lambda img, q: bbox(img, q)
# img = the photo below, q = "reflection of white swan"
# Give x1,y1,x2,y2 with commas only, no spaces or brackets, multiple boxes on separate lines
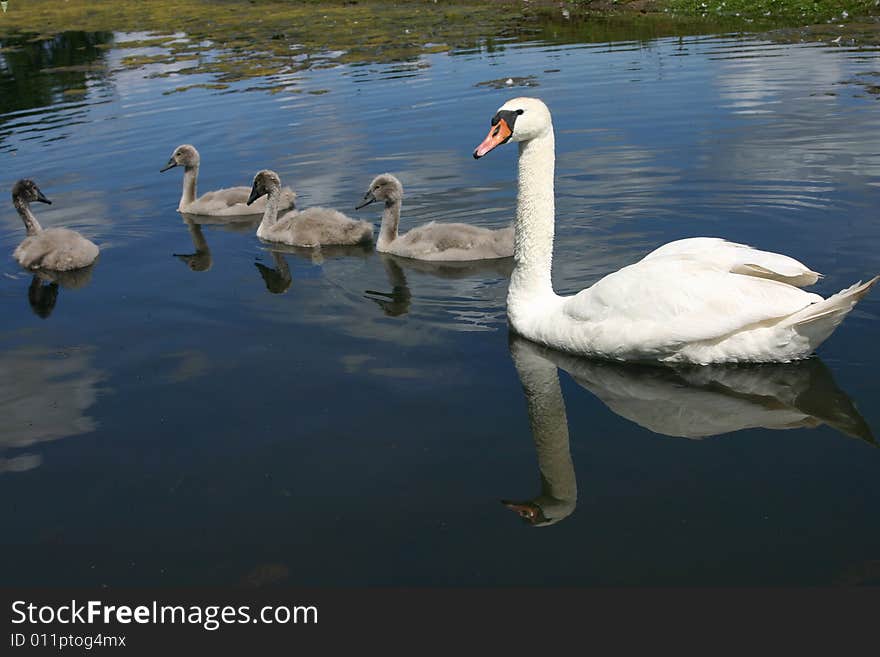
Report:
0,346,106,472
505,335,577,526
504,334,874,526
519,336,874,443
473,97,877,363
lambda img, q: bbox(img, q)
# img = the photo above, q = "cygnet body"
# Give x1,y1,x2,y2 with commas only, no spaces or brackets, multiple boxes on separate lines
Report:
161,144,295,216
248,170,373,247
11,179,99,271
356,174,513,261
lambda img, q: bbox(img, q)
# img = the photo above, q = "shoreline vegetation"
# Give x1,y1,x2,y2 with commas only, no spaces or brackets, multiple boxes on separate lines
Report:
0,0,877,27
0,1,878,91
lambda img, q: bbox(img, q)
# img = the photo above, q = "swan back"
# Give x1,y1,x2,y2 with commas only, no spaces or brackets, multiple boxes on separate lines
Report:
15,228,100,271
390,222,514,261
643,238,821,287
267,207,373,247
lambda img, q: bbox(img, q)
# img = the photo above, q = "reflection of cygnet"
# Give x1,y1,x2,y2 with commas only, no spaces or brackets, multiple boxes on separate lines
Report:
173,217,212,272
364,255,412,317
364,252,514,318
28,277,58,319
26,265,96,319
255,251,292,295
503,335,577,527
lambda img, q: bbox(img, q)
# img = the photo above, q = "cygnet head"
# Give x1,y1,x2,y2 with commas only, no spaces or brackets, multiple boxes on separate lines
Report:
356,173,403,210
247,169,282,205
160,144,200,172
473,97,552,159
11,179,51,205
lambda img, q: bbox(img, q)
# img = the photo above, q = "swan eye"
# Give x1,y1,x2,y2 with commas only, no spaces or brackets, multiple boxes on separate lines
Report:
516,109,524,115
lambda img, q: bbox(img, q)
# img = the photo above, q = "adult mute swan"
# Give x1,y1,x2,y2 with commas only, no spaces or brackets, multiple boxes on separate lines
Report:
473,97,877,364
12,179,99,271
356,174,513,261
247,170,373,247
161,144,295,216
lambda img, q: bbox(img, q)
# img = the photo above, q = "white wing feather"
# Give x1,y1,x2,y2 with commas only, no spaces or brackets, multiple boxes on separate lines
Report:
563,256,822,352
642,237,821,287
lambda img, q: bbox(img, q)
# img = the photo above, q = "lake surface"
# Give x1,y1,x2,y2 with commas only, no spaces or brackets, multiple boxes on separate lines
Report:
2,9,879,586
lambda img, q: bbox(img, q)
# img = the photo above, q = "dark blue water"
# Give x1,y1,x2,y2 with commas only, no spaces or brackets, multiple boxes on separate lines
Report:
2,26,879,586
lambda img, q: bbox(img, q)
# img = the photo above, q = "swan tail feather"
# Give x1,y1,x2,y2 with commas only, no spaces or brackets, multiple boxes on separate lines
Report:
783,275,878,348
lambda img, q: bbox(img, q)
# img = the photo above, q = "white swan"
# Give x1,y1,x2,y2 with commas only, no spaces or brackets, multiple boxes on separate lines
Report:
473,97,878,364
247,169,373,247
356,173,513,261
12,179,99,271
161,144,295,216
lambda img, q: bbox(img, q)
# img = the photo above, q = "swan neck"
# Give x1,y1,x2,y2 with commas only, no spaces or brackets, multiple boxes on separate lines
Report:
14,199,42,236
180,164,198,208
510,128,556,300
259,187,281,229
377,200,400,250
